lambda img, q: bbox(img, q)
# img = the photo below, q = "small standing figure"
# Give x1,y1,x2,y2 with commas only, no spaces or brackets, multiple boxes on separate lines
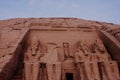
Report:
63,42,70,59
24,36,43,80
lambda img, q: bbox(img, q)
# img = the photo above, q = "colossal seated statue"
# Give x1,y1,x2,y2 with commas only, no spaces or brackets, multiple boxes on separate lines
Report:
24,36,44,80
75,41,91,63
40,43,61,80
75,40,100,80
91,39,120,80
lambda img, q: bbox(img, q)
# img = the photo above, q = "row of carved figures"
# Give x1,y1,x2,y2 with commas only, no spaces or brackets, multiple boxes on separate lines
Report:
75,40,120,80
23,36,120,80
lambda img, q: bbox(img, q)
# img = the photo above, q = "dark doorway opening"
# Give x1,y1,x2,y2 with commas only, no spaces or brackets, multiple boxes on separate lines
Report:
66,73,73,80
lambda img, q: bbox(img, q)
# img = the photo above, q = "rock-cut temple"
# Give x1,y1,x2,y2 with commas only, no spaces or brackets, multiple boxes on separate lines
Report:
0,18,120,80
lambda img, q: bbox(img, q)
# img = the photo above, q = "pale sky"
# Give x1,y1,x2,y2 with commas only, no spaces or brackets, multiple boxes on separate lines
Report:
0,0,120,24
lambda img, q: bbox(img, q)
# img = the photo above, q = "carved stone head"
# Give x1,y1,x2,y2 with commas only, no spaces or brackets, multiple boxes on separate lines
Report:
95,39,106,53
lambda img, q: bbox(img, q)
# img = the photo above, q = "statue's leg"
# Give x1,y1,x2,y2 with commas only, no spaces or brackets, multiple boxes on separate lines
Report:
110,61,120,79
55,63,61,80
84,62,93,80
47,63,53,80
24,62,32,80
99,62,107,80
77,62,85,80
44,64,48,80
92,62,100,80
76,63,80,80
32,62,40,80
103,62,114,80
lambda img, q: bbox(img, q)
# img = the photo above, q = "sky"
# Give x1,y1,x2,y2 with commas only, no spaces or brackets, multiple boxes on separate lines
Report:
0,0,120,24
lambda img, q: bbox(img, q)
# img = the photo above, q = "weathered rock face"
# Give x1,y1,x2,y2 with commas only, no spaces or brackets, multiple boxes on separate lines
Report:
0,18,120,80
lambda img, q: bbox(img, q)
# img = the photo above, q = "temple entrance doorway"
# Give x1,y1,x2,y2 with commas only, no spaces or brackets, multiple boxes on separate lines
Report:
66,73,73,80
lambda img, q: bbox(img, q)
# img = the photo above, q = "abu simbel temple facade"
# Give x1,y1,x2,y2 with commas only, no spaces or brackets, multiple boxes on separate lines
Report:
0,18,120,80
